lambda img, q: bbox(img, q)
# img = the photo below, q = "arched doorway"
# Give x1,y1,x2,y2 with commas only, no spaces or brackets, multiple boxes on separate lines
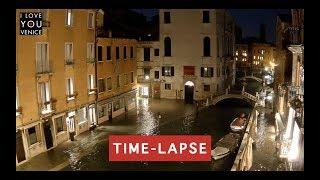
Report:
184,81,194,104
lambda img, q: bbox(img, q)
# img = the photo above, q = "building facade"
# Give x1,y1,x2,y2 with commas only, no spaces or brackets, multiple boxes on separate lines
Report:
136,41,161,98
158,9,235,103
234,44,250,76
274,9,304,171
96,37,138,122
250,43,275,76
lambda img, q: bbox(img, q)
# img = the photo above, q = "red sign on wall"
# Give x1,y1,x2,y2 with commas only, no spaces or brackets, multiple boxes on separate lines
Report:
108,135,212,161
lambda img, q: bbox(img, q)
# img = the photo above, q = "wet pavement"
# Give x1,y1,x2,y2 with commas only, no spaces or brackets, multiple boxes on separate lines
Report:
17,79,263,171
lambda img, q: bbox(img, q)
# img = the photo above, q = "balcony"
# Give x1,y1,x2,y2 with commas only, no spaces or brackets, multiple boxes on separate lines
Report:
40,98,56,116
65,59,74,66
87,58,96,64
36,60,53,75
137,75,151,84
16,107,22,116
88,88,97,95
66,92,78,101
137,60,153,68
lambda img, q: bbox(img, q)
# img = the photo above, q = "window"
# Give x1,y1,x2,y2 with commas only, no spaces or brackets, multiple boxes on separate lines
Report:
203,11,210,23
144,48,150,61
36,43,49,73
78,107,87,124
39,82,51,114
66,77,75,99
165,83,172,90
107,77,112,90
88,12,94,29
66,9,73,26
98,78,106,93
116,75,120,88
123,46,127,60
124,73,128,85
97,46,102,62
203,37,211,56
106,46,111,60
116,46,120,59
164,11,170,24
154,48,159,56
87,43,95,60
98,105,107,118
65,43,73,64
201,67,214,77
184,66,195,76
204,85,210,92
144,68,150,78
130,72,134,83
130,46,134,58
164,37,171,56
113,99,122,112
162,66,174,76
88,74,95,93
16,86,20,115
88,105,96,125
55,116,65,133
155,71,159,79
28,127,38,145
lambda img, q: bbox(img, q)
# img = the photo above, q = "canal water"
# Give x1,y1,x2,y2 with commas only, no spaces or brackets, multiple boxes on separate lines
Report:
61,80,261,171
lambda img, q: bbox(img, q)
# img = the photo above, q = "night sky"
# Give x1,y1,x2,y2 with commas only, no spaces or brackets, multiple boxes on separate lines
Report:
132,9,291,43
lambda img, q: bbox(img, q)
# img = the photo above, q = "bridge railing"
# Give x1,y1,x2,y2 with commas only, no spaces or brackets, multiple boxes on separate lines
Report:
231,105,258,171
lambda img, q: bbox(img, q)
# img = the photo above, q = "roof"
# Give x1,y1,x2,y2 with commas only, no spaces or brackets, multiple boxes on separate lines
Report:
278,14,292,23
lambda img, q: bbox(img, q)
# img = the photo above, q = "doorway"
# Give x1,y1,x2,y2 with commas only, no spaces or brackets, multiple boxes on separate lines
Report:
184,81,194,104
43,121,53,149
16,130,26,163
107,103,112,120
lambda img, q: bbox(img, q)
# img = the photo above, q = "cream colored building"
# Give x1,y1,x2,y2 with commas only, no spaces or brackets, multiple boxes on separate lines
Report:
16,9,104,165
158,9,235,103
136,41,161,98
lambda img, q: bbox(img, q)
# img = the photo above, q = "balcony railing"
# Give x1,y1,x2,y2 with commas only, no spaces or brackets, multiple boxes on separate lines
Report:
42,20,50,28
87,58,96,63
67,92,78,101
65,59,74,65
40,98,56,115
36,59,52,74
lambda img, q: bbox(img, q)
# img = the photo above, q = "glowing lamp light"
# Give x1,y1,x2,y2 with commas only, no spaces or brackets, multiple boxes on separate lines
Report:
145,75,150,80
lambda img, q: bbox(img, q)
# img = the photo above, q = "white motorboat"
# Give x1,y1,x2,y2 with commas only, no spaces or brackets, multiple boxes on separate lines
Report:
230,114,246,132
211,146,230,160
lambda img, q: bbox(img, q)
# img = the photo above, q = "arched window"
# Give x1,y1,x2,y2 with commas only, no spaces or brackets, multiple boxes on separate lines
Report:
203,37,210,57
164,37,171,56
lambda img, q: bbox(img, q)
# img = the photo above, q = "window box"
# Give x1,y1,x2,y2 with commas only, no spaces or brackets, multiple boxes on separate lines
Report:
87,58,96,63
65,59,74,65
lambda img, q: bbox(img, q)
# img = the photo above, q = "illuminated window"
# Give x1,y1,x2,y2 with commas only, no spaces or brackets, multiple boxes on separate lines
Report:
88,74,95,93
66,9,73,26
162,66,174,76
235,51,238,56
201,67,214,77
235,57,238,61
254,56,256,59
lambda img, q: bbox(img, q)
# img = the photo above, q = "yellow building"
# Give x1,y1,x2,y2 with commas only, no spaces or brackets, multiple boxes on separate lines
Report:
16,9,104,165
250,43,275,73
96,37,137,122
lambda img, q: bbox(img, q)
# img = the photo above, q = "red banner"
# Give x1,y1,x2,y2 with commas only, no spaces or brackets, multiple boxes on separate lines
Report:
108,135,211,161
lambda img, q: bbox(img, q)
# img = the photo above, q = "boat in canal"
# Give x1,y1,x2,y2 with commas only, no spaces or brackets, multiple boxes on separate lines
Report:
230,113,246,132
211,133,240,160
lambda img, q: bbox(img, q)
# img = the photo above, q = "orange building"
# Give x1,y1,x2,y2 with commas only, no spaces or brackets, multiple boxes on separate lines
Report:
16,9,104,165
